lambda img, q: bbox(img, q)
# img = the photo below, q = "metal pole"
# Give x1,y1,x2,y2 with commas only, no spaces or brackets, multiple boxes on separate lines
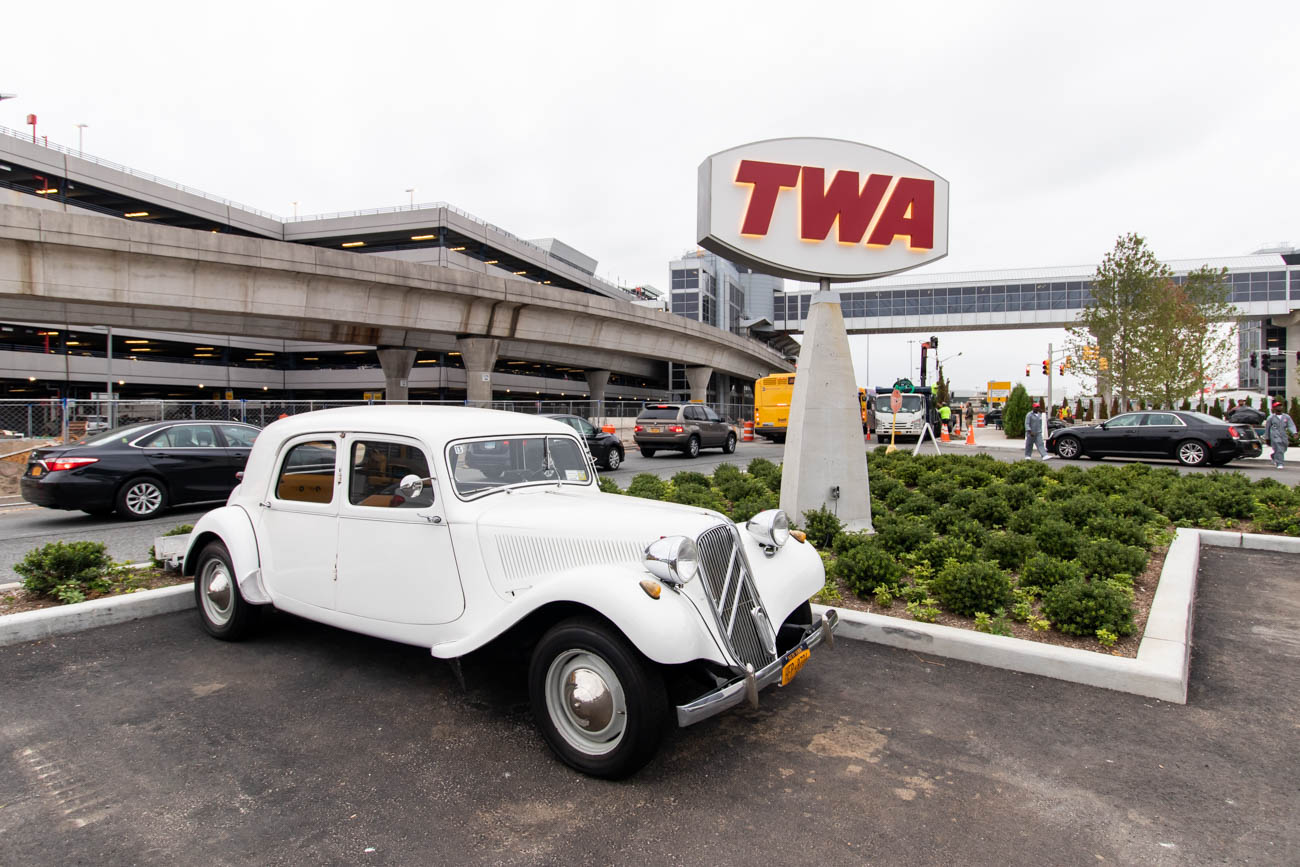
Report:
106,326,113,426
1047,342,1053,413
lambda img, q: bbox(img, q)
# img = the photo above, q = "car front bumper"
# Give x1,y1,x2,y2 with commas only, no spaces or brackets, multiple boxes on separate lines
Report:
675,609,839,727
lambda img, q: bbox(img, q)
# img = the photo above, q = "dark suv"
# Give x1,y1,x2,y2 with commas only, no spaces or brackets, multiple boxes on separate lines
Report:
633,403,736,458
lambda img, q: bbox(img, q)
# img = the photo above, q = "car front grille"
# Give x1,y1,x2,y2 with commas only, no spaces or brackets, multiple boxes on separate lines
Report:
696,524,778,671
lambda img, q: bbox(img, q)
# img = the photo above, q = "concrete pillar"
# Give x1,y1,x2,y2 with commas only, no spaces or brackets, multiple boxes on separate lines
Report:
457,337,500,405
376,347,416,403
686,366,713,404
586,369,610,418
779,287,872,533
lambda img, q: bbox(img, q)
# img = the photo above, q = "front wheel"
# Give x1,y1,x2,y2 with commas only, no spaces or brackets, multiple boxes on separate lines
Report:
604,448,623,471
1176,439,1208,466
1055,436,1082,459
116,477,168,520
722,432,736,454
684,436,700,458
528,619,667,779
194,540,262,640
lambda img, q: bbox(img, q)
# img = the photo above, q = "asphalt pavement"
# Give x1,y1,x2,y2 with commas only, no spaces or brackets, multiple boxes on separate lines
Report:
0,547,1294,865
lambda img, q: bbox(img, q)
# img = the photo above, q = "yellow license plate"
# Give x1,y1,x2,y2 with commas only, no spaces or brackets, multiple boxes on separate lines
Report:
649,427,661,433
29,465,42,477
780,648,811,686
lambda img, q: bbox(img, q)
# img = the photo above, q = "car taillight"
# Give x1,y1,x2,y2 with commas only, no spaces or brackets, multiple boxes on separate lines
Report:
43,457,99,472
634,425,643,433
1228,426,1240,439
670,425,684,433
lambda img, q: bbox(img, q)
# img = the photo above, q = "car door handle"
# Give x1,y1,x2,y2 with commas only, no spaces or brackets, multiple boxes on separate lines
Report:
148,452,169,457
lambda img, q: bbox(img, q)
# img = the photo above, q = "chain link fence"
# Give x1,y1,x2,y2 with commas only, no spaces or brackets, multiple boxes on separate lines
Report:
0,398,756,447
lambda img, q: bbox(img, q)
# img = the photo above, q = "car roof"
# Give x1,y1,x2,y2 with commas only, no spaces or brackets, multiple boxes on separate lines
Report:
261,406,575,444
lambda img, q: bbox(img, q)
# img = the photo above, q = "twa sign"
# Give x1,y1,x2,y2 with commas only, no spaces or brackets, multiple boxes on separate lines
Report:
698,138,949,281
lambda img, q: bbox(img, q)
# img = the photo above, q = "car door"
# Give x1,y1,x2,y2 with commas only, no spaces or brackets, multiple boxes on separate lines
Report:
1137,412,1183,457
683,405,706,443
699,405,728,446
335,437,464,625
254,436,341,612
216,423,260,484
137,423,229,503
567,416,603,458
1093,413,1144,454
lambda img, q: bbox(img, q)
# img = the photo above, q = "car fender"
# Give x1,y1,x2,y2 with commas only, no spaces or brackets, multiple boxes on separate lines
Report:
741,531,826,625
182,505,271,605
430,563,729,666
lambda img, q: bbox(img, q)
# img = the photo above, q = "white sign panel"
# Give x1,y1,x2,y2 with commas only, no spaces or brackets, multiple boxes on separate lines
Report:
698,137,949,282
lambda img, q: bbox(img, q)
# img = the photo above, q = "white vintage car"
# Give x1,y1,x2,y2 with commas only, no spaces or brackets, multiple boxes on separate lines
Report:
183,406,837,777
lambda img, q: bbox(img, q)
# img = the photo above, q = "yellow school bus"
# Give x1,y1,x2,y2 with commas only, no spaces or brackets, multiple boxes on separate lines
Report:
753,374,868,443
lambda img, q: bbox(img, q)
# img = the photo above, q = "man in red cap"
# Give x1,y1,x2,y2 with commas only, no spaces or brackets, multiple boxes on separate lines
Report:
1024,402,1051,460
1263,401,1296,469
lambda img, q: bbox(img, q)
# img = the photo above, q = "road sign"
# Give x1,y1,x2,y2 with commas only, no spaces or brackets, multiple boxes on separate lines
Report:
893,378,915,393
890,389,902,412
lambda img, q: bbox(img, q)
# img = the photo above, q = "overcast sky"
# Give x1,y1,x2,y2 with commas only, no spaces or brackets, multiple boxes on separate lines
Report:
4,1,1294,394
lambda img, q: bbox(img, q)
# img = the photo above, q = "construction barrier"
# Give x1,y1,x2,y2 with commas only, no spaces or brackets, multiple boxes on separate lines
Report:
977,414,986,428
742,420,754,442
601,425,616,434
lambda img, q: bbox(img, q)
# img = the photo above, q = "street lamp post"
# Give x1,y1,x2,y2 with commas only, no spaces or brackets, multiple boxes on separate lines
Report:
405,188,415,208
75,123,88,156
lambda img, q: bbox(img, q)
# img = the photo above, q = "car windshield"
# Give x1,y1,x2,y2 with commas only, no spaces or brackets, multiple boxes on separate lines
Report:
875,395,924,413
638,407,680,420
77,424,159,447
447,435,591,499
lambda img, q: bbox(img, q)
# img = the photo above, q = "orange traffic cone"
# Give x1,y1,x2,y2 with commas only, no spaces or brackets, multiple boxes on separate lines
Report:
941,426,950,442
965,426,976,446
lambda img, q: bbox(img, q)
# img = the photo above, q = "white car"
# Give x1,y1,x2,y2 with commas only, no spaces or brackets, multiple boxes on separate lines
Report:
183,406,837,777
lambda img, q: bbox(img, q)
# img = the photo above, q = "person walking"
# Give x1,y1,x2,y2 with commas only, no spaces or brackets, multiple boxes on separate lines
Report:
964,402,975,432
1024,402,1052,460
1262,401,1297,469
939,403,952,436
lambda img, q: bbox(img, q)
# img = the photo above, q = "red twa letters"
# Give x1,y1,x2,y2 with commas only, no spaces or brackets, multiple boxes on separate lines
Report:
735,159,935,249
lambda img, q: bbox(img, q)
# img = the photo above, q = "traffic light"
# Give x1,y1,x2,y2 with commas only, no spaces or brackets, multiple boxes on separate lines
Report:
1025,365,1031,377
1058,363,1065,376
1260,353,1270,372
1042,359,1049,375
1250,352,1258,368
929,335,939,351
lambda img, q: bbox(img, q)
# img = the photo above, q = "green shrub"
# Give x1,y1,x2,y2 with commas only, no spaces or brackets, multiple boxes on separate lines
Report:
1003,384,1032,438
832,529,873,555
1042,578,1135,636
834,542,907,594
891,459,927,487
947,519,987,546
896,493,938,518
1254,501,1300,536
671,471,712,490
730,490,779,523
1032,518,1081,561
1008,507,1048,535
746,458,782,493
967,490,1013,527
882,483,914,510
875,517,935,554
948,488,978,510
1077,539,1148,579
668,483,728,513
930,560,1013,617
15,541,118,599
982,532,1036,570
915,536,977,571
1055,494,1109,526
974,609,1013,637
872,584,894,607
1084,515,1148,547
1004,459,1049,484
919,476,958,505
626,473,668,500
597,476,622,494
1202,475,1257,520
802,506,844,549
1020,553,1084,591
906,597,940,623
929,503,966,534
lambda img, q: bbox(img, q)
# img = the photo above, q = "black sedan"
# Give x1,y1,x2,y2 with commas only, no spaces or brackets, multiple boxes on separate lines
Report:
1046,411,1262,467
543,414,625,470
21,421,261,519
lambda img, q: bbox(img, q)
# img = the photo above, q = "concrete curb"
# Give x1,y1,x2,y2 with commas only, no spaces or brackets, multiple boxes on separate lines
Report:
815,528,1299,704
0,583,194,648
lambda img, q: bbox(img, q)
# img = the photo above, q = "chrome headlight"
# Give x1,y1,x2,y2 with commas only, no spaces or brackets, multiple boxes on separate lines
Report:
746,509,790,551
644,536,699,587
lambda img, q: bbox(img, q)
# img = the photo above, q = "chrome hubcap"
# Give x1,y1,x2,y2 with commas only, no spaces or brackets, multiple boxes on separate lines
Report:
125,483,162,515
607,451,620,469
1180,443,1204,464
200,559,235,625
1059,439,1078,457
545,650,626,756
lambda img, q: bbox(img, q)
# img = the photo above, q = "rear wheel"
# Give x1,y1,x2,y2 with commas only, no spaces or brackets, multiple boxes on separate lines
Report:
528,618,667,779
639,447,656,458
722,432,736,454
1055,436,1082,459
194,541,262,640
1176,439,1208,466
116,477,168,520
684,436,700,458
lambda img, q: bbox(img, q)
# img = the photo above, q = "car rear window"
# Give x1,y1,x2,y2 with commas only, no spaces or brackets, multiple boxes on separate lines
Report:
638,407,680,420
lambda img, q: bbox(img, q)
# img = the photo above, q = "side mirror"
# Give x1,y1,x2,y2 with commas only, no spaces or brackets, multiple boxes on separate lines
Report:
1099,422,1108,430
398,474,427,499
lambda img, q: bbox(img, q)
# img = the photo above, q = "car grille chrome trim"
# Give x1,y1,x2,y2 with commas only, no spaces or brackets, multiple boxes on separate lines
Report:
496,534,648,584
696,524,778,671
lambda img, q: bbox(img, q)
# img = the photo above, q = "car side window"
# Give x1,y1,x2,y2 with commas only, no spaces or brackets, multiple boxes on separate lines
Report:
1144,413,1179,426
573,418,596,436
275,440,337,504
219,424,259,448
349,441,434,508
684,406,702,421
140,424,220,448
1108,414,1142,428
701,406,722,422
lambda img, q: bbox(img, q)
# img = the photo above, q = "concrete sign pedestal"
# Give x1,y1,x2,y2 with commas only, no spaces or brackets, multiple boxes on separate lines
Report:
779,285,873,532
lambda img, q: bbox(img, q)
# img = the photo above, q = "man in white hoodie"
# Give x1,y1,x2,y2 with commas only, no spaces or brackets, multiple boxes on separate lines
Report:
1023,403,1052,460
